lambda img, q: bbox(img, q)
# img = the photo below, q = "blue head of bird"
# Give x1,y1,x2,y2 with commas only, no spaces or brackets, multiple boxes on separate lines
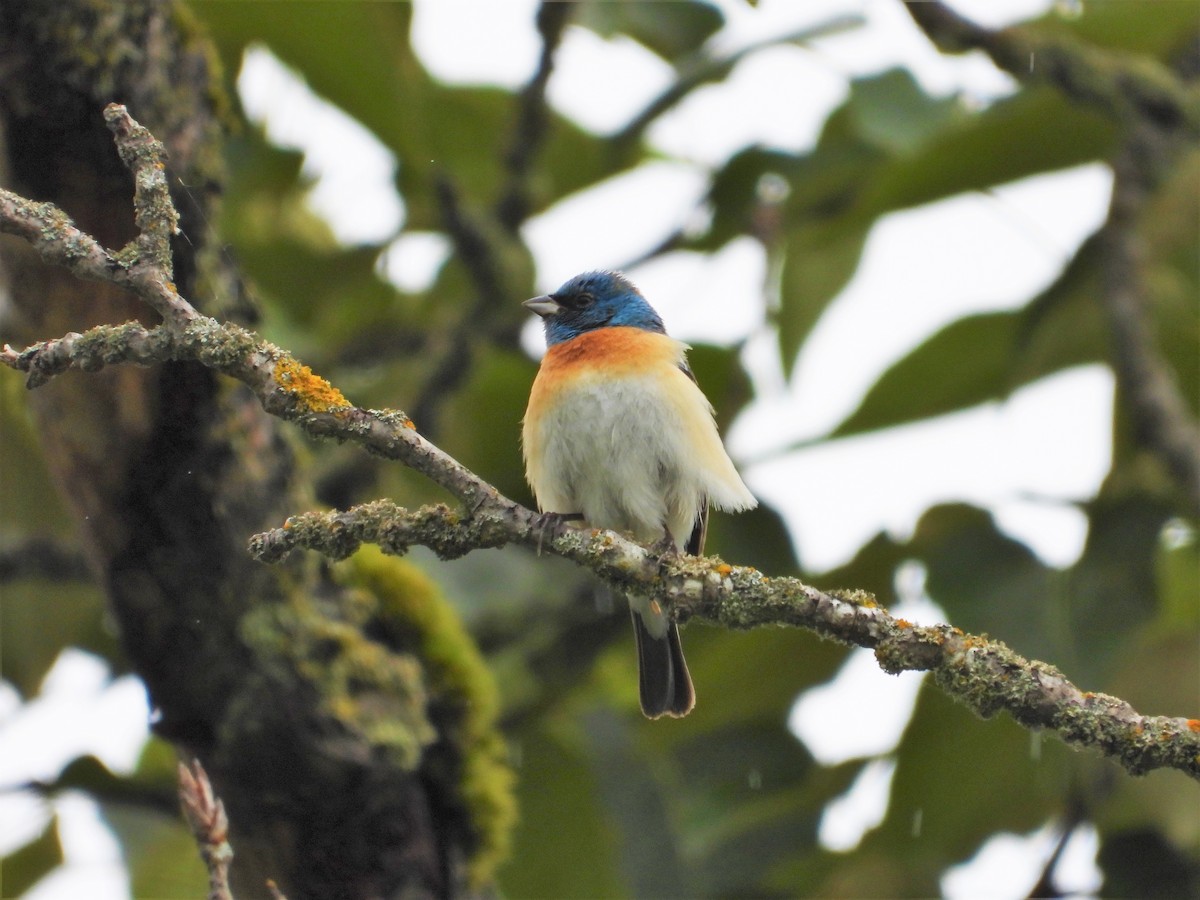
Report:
524,271,666,346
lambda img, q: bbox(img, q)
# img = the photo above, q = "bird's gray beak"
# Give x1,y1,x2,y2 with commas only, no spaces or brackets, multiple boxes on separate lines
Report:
523,295,561,318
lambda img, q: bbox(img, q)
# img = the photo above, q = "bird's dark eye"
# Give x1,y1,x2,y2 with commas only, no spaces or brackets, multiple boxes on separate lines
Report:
575,292,595,308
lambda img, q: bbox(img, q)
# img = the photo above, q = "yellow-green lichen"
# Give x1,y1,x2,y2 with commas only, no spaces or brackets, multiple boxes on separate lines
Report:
829,587,880,608
241,577,437,769
337,547,517,890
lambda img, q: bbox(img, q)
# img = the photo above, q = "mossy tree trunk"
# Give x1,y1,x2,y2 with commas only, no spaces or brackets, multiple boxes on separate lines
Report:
0,3,502,896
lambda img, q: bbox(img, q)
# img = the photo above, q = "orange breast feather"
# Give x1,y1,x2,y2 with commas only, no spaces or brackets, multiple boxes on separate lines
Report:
526,326,684,417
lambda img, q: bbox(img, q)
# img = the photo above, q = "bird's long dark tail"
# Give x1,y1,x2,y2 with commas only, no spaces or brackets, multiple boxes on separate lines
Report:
632,609,695,718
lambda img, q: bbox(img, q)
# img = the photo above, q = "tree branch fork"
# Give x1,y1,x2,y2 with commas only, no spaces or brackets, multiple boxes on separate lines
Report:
2,104,1197,781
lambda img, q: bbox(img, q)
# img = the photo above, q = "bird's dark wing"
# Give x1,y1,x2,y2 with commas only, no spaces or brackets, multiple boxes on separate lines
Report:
678,359,709,556
687,503,708,556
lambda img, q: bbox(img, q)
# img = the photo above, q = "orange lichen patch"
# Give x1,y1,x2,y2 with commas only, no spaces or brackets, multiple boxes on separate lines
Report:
716,563,732,575
896,618,912,629
404,418,417,429
275,356,350,412
1187,719,1200,733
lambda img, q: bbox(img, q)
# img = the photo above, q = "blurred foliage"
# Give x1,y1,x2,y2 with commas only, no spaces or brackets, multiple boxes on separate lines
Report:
1,0,1197,897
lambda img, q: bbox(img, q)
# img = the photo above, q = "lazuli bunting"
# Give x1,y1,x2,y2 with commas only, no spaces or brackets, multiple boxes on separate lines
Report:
522,271,757,718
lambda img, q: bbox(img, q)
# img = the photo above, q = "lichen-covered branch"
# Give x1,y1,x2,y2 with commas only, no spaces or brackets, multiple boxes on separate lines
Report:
0,307,492,508
3,105,1198,782
0,106,195,329
247,500,1200,781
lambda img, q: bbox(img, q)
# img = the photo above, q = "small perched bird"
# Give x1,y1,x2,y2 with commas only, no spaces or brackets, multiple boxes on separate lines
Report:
522,271,757,718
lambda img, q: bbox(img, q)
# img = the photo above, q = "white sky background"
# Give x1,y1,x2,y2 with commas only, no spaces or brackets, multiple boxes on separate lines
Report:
3,0,1113,896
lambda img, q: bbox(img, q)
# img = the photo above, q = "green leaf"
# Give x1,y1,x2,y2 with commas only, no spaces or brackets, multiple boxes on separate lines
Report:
1011,232,1108,383
1,581,116,697
831,312,1023,438
1097,762,1200,885
777,218,870,377
867,87,1116,214
827,218,1118,442
198,2,419,151
35,752,176,816
101,803,208,900
1137,148,1200,412
1155,525,1200,630
911,504,1063,663
845,68,964,157
438,347,538,503
860,684,1070,893
500,720,626,898
1066,494,1174,684
675,624,846,728
0,371,75,538
0,819,63,899
701,148,813,250
579,709,688,896
666,725,861,896
577,0,725,63
1098,828,1200,898
1030,0,1200,57
200,1,621,228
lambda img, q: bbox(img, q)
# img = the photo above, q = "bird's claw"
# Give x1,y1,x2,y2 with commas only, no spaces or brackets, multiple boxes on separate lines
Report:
532,511,583,556
650,528,679,558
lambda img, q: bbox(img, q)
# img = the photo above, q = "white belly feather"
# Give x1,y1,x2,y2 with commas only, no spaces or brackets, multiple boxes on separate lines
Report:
524,368,755,548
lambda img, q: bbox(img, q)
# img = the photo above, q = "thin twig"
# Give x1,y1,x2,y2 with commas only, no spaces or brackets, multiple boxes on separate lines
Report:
903,1,1200,134
0,536,91,584
496,0,573,232
419,2,573,432
421,3,570,432
613,15,863,147
1100,127,1200,514
413,175,519,437
178,759,234,900
102,103,179,279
